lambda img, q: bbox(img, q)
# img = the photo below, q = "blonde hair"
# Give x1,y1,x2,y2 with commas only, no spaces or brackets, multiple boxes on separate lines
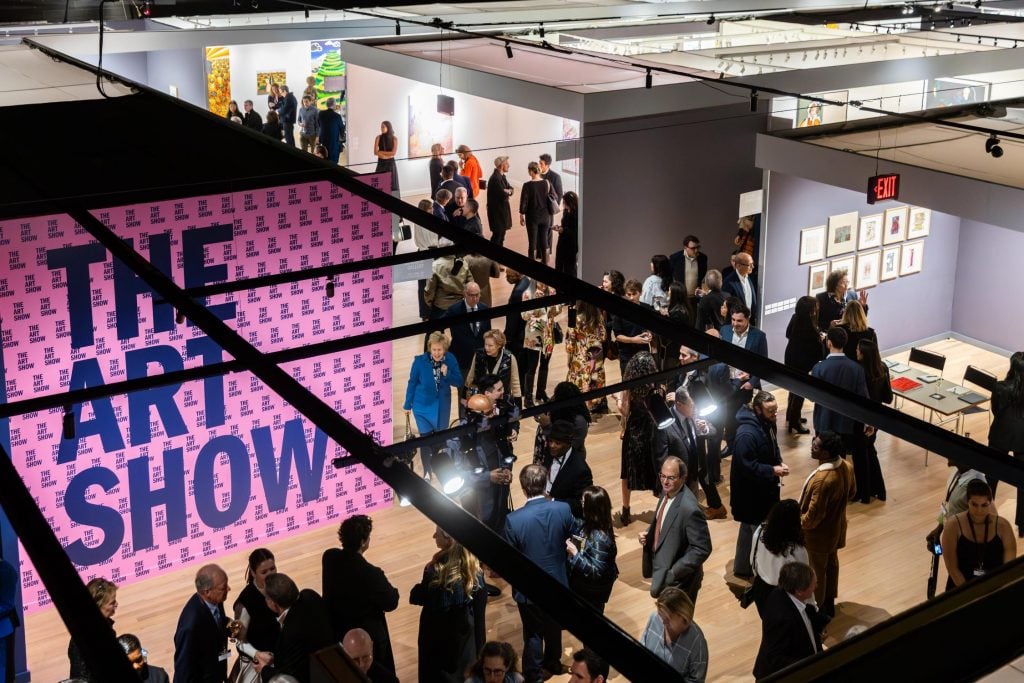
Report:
656,586,694,622
483,329,506,348
840,300,869,333
430,533,481,595
87,577,117,609
427,331,450,352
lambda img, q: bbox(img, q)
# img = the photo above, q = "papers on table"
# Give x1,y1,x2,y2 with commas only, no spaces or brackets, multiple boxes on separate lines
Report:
917,374,940,384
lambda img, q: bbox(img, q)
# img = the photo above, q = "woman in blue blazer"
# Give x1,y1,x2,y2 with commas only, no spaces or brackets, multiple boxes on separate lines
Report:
405,331,463,480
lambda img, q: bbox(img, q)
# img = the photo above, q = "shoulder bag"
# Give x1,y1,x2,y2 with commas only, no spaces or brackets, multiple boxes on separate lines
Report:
738,525,773,608
546,180,560,215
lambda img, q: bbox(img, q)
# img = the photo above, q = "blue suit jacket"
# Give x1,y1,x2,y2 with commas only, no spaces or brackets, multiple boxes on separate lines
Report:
404,352,462,424
718,324,768,389
503,497,574,603
722,272,758,319
173,594,228,683
444,300,490,372
810,354,869,435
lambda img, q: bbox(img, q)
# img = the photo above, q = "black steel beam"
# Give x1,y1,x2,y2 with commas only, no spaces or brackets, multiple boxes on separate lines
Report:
61,205,684,682
0,444,137,681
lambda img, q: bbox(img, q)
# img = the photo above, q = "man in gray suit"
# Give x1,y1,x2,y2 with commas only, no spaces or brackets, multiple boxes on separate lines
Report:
639,456,712,603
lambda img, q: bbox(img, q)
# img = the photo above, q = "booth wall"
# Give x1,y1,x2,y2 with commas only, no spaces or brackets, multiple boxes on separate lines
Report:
579,103,765,285
760,171,960,362
228,40,312,118
345,64,568,197
953,219,1024,351
81,52,149,86
146,48,206,108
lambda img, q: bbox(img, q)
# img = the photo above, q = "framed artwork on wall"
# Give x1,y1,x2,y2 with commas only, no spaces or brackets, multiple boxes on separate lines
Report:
883,205,909,245
900,240,925,275
908,206,932,239
830,256,855,285
826,211,858,257
256,71,287,95
858,213,883,250
799,225,827,264
856,250,881,289
808,262,830,296
881,245,901,281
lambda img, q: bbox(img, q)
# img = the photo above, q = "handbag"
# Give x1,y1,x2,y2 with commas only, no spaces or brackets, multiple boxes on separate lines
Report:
545,180,560,215
392,222,411,242
738,526,773,608
603,326,619,362
552,322,564,345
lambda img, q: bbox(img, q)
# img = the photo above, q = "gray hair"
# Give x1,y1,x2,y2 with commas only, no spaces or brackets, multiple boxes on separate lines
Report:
674,386,692,405
454,187,468,197
494,155,509,168
703,269,722,290
325,97,336,108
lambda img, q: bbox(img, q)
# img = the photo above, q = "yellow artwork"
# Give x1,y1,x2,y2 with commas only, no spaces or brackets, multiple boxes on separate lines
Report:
256,71,287,96
204,46,231,116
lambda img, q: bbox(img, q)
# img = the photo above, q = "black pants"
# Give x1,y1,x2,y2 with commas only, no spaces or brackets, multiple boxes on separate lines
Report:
852,431,886,501
283,122,295,146
490,227,506,247
786,392,806,428
518,603,561,682
525,217,550,260
700,434,722,486
521,348,551,404
688,439,723,508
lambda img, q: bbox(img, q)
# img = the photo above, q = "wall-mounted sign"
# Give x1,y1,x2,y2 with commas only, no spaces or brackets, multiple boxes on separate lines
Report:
867,173,900,204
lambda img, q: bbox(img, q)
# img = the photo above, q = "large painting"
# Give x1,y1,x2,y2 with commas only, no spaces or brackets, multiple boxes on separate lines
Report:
256,71,288,95
311,40,347,111
408,93,453,158
204,46,231,116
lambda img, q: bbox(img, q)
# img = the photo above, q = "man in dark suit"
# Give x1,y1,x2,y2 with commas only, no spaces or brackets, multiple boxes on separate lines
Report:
432,188,452,224
669,387,726,519
504,464,575,683
717,302,769,452
342,628,399,683
811,327,873,456
669,235,708,317
444,282,490,381
277,85,298,146
487,155,514,246
753,562,824,678
253,573,335,683
640,456,712,604
696,269,727,331
242,100,262,131
504,269,531,395
321,515,399,672
172,564,232,683
538,154,562,255
439,166,461,196
446,159,474,195
721,252,758,323
543,420,593,518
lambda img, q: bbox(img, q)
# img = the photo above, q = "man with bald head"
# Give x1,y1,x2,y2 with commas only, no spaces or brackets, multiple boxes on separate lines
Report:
173,564,232,683
640,456,712,604
342,628,398,683
444,281,491,384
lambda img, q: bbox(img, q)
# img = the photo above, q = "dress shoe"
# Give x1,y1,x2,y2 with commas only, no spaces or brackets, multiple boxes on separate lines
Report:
619,506,631,525
485,583,502,597
541,663,568,679
536,393,550,403
788,424,810,434
704,505,728,520
801,417,808,423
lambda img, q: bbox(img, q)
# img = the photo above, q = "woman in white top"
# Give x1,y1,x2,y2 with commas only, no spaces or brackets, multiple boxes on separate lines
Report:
640,254,673,310
750,499,811,618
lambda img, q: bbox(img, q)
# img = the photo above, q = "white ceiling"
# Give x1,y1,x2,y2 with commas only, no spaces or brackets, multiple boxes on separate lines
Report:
0,44,132,106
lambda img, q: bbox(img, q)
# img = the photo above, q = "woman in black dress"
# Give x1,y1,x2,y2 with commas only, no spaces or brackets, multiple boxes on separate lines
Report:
660,282,693,374
856,340,893,503
518,161,552,264
553,191,579,276
617,351,661,524
990,351,1024,536
374,120,400,193
940,479,1016,590
838,301,877,360
410,526,485,683
428,143,445,199
232,548,281,653
783,296,824,434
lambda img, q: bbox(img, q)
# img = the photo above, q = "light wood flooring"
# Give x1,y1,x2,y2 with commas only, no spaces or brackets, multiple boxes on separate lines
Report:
23,201,1018,682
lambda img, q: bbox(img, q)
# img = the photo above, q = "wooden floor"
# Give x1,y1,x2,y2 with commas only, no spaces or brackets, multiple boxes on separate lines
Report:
25,200,1018,682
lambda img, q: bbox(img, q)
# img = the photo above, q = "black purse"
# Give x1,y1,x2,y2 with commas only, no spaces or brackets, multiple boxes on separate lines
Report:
552,322,564,345
738,526,773,609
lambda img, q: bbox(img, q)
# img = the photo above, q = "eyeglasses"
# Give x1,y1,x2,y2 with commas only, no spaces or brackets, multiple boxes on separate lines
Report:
659,474,680,482
737,261,754,268
483,668,508,676
686,243,700,250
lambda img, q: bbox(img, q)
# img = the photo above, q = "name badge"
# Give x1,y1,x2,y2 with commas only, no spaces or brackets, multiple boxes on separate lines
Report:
972,568,986,578
219,650,231,662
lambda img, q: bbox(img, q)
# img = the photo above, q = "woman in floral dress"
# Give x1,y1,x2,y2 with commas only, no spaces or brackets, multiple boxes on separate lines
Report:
565,300,606,411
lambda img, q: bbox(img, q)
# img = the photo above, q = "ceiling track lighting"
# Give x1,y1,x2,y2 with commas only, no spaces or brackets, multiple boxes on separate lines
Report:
974,0,982,7
645,68,652,89
707,14,716,25
395,19,400,36
985,134,1003,157
303,6,309,19
749,91,759,112
539,22,545,38
505,41,513,58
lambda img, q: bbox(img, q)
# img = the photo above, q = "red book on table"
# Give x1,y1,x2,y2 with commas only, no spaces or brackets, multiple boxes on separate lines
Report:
891,377,922,392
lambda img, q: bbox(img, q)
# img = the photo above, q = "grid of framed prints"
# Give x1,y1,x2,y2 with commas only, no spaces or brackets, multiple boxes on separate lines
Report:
799,205,931,295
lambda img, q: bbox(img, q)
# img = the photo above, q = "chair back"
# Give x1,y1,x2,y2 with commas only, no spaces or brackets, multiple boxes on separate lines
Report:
964,364,997,393
909,347,946,374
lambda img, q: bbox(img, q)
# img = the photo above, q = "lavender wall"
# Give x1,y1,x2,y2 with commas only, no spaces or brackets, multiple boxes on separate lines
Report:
580,103,766,284
760,172,960,362
953,219,1024,351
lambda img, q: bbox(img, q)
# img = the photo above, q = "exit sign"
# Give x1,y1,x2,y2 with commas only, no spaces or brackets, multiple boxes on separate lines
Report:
867,173,900,204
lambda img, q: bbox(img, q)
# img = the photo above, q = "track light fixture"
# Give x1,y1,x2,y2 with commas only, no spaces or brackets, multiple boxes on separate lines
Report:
645,68,652,89
985,134,1003,157
431,450,465,494
647,395,676,430
325,277,335,298
749,91,759,112
707,14,716,25
539,22,545,38
395,20,400,35
303,6,309,18
62,405,75,440
974,0,982,7
505,41,513,58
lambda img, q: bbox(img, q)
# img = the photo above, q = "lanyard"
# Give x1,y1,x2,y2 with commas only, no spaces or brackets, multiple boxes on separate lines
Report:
968,516,991,570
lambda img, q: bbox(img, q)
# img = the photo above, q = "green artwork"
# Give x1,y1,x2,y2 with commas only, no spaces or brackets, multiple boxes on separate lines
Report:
311,40,347,111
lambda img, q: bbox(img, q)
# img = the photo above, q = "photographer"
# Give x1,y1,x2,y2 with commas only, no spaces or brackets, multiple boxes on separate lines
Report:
450,374,519,533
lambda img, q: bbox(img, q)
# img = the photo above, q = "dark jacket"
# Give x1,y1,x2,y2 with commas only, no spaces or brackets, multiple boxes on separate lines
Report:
542,168,563,203
722,271,758,320
542,449,593,518
752,587,822,678
504,498,575,603
486,169,513,233
811,354,869,435
242,110,263,130
277,92,298,125
504,277,531,348
838,325,877,361
172,594,229,683
260,589,335,683
697,289,726,331
444,300,491,374
429,157,445,198
864,366,894,405
668,250,708,293
730,405,782,524
519,179,551,223
989,383,1024,454
262,121,284,141
321,548,400,671
784,316,824,373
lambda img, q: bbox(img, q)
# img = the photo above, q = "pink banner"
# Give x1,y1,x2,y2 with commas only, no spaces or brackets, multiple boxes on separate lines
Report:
0,176,393,612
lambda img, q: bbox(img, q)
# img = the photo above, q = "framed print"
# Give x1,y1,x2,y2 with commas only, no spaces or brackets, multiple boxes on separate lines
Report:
881,245,901,281
858,213,883,250
900,240,925,275
808,262,830,296
883,205,909,245
799,225,826,264
908,206,931,239
256,71,287,95
856,250,881,289
826,211,858,257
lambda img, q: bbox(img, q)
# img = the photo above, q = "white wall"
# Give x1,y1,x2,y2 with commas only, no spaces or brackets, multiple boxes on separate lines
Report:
228,40,314,119
346,63,568,196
